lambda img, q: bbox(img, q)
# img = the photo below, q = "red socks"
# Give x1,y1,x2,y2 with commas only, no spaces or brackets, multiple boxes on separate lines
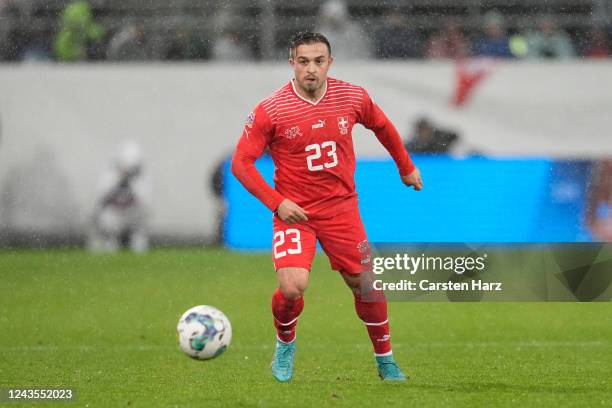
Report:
354,293,392,355
271,288,304,343
271,288,391,355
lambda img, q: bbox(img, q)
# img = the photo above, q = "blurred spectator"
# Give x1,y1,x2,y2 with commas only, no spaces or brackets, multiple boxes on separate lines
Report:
3,28,27,62
209,154,231,246
473,12,513,58
164,29,189,60
53,0,105,62
526,17,575,60
22,29,52,62
587,160,612,241
582,26,610,58
212,29,252,61
404,117,459,154
315,0,372,60
375,9,421,59
1,0,28,61
88,141,151,253
0,0,11,60
426,19,470,59
107,23,149,61
165,29,211,61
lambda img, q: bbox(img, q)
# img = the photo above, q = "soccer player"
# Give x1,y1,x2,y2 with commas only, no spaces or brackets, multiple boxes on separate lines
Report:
231,32,423,382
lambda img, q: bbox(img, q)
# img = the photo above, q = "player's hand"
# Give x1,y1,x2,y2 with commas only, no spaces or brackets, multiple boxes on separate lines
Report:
277,199,308,224
401,167,423,191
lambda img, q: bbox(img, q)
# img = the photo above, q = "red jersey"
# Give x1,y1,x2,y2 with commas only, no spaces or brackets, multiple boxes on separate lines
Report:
232,77,414,219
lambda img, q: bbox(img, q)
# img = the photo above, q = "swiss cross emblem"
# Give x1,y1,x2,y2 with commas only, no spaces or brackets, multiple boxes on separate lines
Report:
337,116,349,134
283,126,303,140
357,240,370,254
357,239,371,265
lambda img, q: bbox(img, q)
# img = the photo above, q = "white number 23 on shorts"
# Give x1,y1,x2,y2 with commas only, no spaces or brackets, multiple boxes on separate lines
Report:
273,229,302,259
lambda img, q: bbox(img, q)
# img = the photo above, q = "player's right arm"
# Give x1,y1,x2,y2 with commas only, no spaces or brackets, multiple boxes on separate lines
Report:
231,105,308,223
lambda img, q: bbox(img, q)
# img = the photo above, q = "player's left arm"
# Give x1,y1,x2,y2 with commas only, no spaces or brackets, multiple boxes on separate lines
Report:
359,89,423,191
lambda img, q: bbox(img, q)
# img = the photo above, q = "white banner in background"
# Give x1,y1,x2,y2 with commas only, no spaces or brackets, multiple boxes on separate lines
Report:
0,61,611,236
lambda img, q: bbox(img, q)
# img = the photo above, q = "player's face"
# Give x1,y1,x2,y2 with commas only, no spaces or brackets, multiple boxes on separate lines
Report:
289,43,333,95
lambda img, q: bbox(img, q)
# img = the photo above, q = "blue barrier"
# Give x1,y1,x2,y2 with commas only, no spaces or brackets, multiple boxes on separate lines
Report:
224,156,592,250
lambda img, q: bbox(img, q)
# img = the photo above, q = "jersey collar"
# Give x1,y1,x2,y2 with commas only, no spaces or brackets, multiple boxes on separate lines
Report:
290,78,328,106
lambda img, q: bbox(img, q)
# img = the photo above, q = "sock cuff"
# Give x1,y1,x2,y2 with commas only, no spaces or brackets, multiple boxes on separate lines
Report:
274,316,300,326
276,335,296,344
364,319,388,326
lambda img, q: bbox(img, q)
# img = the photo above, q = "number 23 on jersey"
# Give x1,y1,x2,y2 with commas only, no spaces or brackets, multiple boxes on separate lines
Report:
305,141,337,172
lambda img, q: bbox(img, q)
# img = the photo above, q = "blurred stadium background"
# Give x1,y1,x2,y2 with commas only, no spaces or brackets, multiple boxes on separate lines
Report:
0,0,611,248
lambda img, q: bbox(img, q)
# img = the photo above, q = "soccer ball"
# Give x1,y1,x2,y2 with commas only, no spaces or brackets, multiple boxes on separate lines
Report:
176,305,232,360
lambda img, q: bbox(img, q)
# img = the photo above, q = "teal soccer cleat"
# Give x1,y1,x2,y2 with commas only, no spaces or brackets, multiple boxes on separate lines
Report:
376,355,407,381
271,339,296,382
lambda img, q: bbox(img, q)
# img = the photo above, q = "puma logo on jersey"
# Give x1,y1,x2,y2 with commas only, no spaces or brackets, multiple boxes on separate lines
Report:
337,116,349,134
311,119,325,129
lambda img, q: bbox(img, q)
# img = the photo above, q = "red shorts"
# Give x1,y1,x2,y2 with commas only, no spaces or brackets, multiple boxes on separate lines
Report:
272,207,371,274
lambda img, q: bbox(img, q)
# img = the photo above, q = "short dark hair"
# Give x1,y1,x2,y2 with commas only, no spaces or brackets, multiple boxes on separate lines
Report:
289,32,331,58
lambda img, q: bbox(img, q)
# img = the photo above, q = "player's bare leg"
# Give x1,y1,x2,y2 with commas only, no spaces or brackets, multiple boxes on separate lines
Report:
341,271,407,381
271,267,309,382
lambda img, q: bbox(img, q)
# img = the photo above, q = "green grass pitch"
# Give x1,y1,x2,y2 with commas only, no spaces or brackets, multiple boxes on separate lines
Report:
1,249,611,407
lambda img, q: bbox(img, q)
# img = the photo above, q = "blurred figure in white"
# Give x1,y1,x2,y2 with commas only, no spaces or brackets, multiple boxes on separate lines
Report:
526,17,575,60
89,141,151,253
107,23,149,61
315,0,372,60
212,28,252,61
